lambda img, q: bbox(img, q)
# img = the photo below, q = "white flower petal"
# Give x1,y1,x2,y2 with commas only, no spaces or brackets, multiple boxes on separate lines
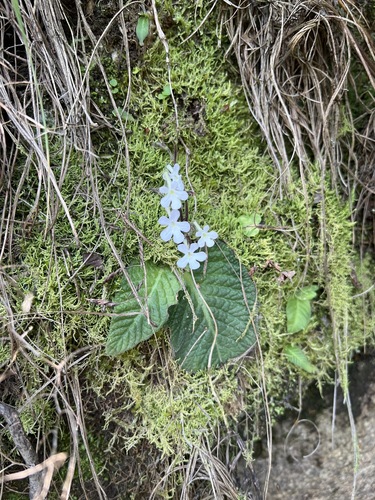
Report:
178,221,190,233
158,215,170,225
177,255,189,268
195,251,207,262
189,259,201,270
189,243,199,252
177,243,189,254
172,231,185,244
160,227,173,242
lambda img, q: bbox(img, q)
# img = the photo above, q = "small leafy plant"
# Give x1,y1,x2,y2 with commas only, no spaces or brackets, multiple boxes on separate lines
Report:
106,163,257,371
238,213,262,237
286,285,319,334
112,107,135,122
135,14,150,46
283,285,319,373
109,78,119,94
157,84,172,100
284,345,317,374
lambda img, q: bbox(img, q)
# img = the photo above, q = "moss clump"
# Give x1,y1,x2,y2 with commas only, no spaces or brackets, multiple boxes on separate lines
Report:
104,361,238,456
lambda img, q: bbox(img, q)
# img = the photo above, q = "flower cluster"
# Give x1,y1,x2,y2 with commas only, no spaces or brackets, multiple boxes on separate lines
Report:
158,163,218,270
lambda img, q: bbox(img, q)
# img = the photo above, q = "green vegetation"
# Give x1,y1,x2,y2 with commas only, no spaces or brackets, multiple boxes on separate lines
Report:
1,0,374,497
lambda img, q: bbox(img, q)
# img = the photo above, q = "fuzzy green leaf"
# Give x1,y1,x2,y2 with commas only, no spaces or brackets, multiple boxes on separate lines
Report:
296,285,319,301
107,262,181,356
238,213,262,237
157,84,172,100
284,345,317,373
168,241,257,372
136,15,149,46
286,296,311,333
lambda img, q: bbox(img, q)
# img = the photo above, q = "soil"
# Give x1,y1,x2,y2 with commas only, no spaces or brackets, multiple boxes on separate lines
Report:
254,353,375,499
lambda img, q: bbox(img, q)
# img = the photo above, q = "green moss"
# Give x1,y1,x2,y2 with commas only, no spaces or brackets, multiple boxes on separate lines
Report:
14,0,371,422
113,364,237,455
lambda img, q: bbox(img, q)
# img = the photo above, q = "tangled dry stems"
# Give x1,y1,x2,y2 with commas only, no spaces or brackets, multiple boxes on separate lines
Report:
223,1,375,497
224,0,375,223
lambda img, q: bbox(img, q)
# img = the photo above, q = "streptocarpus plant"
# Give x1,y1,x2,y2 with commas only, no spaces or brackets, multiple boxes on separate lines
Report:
106,162,256,372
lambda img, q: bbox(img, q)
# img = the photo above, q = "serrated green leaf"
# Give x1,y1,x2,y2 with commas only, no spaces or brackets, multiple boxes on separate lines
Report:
296,285,319,301
107,262,181,356
136,15,149,46
168,241,257,372
284,345,317,373
238,213,261,237
286,296,311,333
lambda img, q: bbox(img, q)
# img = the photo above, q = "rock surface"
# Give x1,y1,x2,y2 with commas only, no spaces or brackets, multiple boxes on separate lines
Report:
254,355,375,499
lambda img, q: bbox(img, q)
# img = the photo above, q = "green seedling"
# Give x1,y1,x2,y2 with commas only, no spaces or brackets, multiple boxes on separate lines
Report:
112,107,135,121
238,213,262,237
284,345,317,373
136,14,150,46
109,78,119,94
286,285,319,334
158,84,172,100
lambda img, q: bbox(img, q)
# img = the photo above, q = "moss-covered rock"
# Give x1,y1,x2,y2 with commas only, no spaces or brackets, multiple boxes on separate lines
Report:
1,0,374,497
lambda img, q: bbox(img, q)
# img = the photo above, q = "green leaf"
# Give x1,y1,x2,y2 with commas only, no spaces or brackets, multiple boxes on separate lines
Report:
238,213,262,237
107,262,181,356
286,296,311,333
109,78,118,87
112,107,135,121
168,241,257,372
284,345,317,373
136,15,149,46
295,285,319,301
157,84,172,100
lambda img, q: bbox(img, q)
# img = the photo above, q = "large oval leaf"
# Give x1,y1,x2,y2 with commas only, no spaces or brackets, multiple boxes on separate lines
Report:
107,262,181,356
168,241,257,372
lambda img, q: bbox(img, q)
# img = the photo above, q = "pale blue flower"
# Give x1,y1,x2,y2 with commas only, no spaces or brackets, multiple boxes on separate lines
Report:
196,225,218,248
167,163,184,187
158,210,190,244
159,181,188,210
177,243,207,270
